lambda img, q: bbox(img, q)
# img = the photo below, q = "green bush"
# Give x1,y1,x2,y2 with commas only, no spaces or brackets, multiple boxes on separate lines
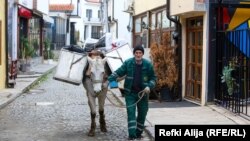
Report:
43,38,54,59
44,50,54,60
20,36,35,59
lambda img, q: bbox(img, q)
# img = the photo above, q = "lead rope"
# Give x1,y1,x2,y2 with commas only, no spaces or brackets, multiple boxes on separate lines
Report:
106,89,148,108
106,88,153,127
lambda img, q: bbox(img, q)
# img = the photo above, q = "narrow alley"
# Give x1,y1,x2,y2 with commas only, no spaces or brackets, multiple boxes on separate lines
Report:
0,72,151,141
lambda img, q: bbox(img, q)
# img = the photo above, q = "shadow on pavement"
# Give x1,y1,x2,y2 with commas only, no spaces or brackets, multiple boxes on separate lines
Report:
148,100,199,108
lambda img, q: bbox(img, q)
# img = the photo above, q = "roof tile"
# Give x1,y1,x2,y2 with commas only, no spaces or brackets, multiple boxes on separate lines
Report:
49,4,74,11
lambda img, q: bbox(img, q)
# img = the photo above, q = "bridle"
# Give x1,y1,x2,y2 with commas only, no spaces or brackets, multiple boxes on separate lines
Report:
87,57,107,93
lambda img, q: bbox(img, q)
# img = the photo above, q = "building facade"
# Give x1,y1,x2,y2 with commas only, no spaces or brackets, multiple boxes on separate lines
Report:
6,0,51,87
169,0,207,105
50,0,82,47
31,0,51,58
83,0,103,41
169,0,250,114
133,0,168,48
0,0,7,89
207,0,250,118
107,0,132,46
132,0,179,102
133,0,213,106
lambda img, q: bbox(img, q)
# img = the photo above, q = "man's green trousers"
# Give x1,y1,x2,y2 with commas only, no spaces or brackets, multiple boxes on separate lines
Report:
125,92,148,138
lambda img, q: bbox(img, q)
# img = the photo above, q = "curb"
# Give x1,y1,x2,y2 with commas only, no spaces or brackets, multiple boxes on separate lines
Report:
0,92,22,109
22,66,56,93
0,66,56,110
208,104,250,124
144,127,155,141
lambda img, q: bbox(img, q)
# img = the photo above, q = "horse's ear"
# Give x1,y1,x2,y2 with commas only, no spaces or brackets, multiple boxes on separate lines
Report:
87,56,93,64
102,57,107,64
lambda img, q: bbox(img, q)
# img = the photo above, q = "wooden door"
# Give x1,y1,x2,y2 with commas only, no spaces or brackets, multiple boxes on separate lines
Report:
185,17,203,102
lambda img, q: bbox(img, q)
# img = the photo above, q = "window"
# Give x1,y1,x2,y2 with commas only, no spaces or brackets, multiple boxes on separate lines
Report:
84,25,89,40
86,9,92,21
91,26,102,39
150,8,175,47
134,16,147,48
98,10,101,19
142,16,147,29
162,10,170,28
151,13,156,30
157,12,162,28
135,18,141,33
133,8,175,48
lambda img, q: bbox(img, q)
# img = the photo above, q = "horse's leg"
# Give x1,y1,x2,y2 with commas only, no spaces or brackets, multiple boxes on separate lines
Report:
98,84,108,132
87,93,97,136
84,78,97,137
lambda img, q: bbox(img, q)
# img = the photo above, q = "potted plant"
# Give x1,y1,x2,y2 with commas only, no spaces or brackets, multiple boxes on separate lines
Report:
221,57,239,95
20,36,35,72
43,38,54,64
150,30,178,101
31,38,39,56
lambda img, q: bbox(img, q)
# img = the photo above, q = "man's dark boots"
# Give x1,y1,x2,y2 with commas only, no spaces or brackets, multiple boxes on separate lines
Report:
99,111,107,132
88,113,96,137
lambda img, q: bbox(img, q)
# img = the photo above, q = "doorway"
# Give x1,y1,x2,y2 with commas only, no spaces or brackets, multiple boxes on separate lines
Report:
18,17,28,58
185,16,203,102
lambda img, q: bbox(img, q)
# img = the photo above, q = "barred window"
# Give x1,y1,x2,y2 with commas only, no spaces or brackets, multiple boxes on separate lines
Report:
91,26,102,39
86,9,92,21
84,25,89,40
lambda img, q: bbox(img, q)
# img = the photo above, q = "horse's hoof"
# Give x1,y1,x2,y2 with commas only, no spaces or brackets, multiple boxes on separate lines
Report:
88,132,95,137
101,128,107,132
88,129,95,137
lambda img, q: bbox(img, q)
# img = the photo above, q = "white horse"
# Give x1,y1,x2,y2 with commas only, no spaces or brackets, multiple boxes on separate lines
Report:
83,54,108,137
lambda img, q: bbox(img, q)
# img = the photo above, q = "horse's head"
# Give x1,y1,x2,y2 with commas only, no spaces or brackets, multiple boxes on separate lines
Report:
87,56,107,93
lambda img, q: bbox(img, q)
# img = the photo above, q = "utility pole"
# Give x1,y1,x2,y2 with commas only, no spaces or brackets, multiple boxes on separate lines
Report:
103,0,109,33
101,0,112,50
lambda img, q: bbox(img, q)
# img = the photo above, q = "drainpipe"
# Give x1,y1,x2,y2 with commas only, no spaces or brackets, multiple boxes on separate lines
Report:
112,0,118,38
103,0,109,33
166,0,182,101
5,0,8,87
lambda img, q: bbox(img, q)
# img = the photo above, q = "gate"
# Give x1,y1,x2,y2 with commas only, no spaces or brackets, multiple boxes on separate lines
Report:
215,29,250,119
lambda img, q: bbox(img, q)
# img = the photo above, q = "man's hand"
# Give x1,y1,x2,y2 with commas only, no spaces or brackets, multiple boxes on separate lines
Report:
143,87,150,94
109,81,118,89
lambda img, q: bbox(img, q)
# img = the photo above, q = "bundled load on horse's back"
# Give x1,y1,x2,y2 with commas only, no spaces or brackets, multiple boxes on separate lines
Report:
53,45,113,137
82,50,111,137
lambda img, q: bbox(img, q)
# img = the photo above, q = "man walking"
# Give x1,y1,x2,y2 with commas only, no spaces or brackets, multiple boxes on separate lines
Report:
108,45,156,140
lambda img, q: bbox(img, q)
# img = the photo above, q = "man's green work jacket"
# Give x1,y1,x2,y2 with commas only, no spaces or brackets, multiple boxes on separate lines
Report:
108,57,157,95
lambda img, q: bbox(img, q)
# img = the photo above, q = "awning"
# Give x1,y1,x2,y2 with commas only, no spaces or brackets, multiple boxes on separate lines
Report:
18,7,32,19
43,15,54,24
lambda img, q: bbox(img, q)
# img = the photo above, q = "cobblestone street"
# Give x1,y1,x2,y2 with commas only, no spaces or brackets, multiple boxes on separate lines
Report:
0,72,151,141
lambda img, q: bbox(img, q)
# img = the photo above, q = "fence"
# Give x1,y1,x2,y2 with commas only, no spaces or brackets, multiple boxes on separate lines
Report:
215,29,250,120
